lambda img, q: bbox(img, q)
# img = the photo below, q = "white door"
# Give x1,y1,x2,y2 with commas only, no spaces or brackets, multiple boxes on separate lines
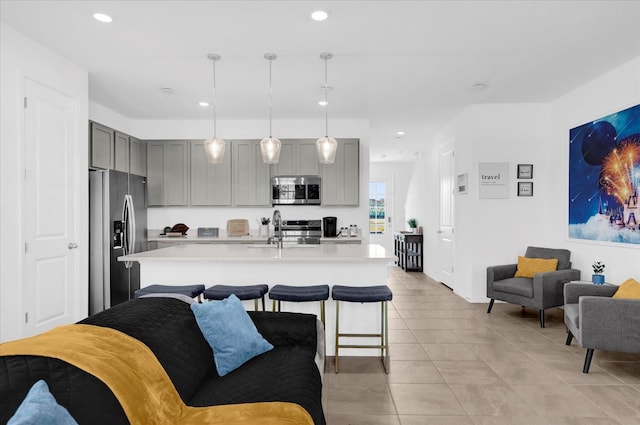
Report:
23,79,78,337
438,142,455,288
369,177,394,252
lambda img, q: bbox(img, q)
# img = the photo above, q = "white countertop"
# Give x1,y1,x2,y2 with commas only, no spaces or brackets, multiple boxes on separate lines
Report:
120,243,394,263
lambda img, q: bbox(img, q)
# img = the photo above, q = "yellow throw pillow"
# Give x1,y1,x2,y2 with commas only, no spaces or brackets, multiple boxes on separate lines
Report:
613,278,640,299
514,256,559,278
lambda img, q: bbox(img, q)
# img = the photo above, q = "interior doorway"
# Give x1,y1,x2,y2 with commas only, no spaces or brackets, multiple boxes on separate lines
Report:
369,176,394,252
438,141,455,289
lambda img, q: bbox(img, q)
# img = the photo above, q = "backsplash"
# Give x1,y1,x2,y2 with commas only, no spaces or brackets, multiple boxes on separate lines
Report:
147,206,368,242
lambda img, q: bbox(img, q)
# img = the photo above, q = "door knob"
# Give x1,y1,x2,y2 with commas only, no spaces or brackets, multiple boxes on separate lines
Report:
68,243,78,249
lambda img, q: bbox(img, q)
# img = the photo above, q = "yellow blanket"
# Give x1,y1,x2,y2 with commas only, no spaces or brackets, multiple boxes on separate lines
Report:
0,324,314,425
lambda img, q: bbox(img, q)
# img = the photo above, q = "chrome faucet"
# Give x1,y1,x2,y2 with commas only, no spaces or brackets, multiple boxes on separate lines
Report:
270,209,283,248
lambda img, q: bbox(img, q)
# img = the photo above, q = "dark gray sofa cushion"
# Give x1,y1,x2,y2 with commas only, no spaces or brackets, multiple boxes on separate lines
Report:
492,277,534,297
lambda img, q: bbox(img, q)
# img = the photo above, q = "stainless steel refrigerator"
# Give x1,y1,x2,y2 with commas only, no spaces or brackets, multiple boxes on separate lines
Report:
89,169,147,315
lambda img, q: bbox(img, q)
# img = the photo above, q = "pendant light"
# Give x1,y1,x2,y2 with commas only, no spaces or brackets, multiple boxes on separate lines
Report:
260,53,281,164
203,53,226,164
316,52,337,164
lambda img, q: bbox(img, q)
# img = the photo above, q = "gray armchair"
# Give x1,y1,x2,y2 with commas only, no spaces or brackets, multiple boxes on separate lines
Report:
486,246,580,327
564,282,640,373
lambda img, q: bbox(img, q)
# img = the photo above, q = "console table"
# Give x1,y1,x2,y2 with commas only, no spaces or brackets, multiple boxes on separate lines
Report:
394,232,423,272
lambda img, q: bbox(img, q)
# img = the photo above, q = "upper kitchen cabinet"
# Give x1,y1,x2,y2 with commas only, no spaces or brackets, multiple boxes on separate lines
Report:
321,139,360,206
114,131,130,173
272,139,319,176
232,139,270,206
129,137,147,177
147,141,188,206
190,140,232,206
90,122,114,170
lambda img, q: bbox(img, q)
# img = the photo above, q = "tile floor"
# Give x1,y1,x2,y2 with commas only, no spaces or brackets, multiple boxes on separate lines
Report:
322,267,640,425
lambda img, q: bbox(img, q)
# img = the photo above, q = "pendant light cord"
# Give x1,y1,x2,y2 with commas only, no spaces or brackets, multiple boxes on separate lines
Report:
324,57,329,137
268,57,273,137
212,58,217,138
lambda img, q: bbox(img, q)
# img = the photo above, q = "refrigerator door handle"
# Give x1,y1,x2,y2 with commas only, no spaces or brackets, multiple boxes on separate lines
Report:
122,195,134,269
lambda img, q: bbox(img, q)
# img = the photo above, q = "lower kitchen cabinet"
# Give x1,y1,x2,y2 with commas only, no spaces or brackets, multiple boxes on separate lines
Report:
147,141,188,206
232,139,270,206
321,139,359,206
190,140,232,206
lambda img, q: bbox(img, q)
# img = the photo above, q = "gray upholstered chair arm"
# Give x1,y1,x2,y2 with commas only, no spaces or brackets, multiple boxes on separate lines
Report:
580,297,640,352
564,282,618,304
487,264,517,282
532,268,581,303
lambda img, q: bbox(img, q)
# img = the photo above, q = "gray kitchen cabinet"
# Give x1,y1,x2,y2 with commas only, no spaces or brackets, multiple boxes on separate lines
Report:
232,139,270,206
90,122,114,170
272,139,319,176
147,141,188,206
321,139,360,206
190,140,232,206
114,131,130,173
129,137,146,177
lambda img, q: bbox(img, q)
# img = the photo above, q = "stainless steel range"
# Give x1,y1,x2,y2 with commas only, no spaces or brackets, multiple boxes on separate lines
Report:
275,219,322,244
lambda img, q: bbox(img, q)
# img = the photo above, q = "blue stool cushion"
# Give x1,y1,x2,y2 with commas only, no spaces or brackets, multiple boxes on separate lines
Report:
203,284,268,301
269,285,330,302
134,284,205,299
332,285,393,303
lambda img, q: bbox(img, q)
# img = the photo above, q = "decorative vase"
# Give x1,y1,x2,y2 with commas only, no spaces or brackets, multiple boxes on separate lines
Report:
260,225,269,237
592,274,605,285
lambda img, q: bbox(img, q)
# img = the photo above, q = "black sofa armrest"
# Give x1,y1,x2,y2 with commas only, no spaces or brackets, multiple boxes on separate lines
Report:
249,311,317,352
564,282,618,304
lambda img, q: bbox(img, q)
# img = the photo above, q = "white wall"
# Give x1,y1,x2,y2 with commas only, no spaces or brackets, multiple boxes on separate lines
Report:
405,57,640,302
87,111,374,242
549,57,640,285
0,23,89,342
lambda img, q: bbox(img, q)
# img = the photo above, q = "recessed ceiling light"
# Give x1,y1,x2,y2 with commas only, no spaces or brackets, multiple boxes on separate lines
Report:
311,10,329,21
471,82,488,91
318,100,328,106
199,101,210,107
159,87,174,95
396,131,405,136
93,13,112,23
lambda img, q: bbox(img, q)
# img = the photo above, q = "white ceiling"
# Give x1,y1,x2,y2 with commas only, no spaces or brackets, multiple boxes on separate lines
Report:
2,1,639,162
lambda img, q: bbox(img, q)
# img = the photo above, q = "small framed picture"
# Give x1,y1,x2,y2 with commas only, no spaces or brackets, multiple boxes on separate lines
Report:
457,173,468,194
517,164,533,179
518,181,534,197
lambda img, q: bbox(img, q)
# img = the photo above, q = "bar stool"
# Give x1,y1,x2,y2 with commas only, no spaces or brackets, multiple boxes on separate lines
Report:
332,285,393,374
268,285,330,326
134,284,205,302
203,284,269,311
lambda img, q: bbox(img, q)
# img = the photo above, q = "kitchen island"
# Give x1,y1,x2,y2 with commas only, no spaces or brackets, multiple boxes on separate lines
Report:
119,244,395,356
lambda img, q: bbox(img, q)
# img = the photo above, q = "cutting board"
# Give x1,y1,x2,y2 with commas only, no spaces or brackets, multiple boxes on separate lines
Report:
226,219,250,236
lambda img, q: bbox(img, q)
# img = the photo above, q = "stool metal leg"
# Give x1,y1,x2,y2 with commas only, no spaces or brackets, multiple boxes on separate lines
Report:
254,299,259,311
320,300,325,328
335,299,340,373
382,301,389,373
262,295,266,311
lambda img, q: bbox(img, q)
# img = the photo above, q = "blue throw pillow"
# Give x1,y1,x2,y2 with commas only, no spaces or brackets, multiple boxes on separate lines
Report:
8,380,78,425
191,294,273,376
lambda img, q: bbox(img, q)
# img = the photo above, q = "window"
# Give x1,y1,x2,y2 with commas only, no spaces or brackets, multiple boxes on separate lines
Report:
369,181,386,234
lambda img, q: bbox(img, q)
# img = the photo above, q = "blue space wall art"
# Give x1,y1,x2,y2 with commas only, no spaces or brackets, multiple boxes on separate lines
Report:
569,104,640,245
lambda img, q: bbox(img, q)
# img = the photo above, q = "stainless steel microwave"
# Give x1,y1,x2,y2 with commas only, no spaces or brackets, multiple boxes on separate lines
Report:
271,176,321,205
